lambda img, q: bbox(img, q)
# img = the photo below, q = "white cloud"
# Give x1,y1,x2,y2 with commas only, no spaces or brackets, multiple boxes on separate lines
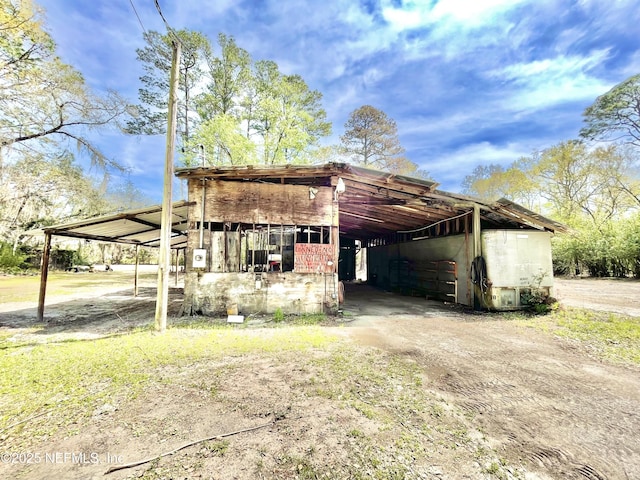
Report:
429,0,526,25
445,141,528,164
489,50,614,111
381,0,527,30
498,50,610,79
376,0,532,65
381,4,424,30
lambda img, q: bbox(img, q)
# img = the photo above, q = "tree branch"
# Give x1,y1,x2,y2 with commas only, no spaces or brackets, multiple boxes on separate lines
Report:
104,417,276,474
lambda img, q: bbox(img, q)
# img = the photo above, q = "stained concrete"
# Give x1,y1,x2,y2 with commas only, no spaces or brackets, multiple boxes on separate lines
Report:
340,282,467,319
183,271,339,316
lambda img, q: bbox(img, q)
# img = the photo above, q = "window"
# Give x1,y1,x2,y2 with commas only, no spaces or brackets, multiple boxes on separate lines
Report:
194,222,331,273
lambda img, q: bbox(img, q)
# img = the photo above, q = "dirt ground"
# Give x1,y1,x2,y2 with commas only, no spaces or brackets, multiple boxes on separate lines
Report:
340,285,640,480
0,269,183,339
553,276,640,317
1,274,639,479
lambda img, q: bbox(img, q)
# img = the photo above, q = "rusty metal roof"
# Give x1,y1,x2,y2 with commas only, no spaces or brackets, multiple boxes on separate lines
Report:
39,201,192,249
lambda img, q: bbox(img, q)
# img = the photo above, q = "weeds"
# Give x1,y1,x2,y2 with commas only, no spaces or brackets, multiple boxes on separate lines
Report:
273,307,284,323
515,307,640,364
289,313,326,326
0,325,336,449
204,439,229,456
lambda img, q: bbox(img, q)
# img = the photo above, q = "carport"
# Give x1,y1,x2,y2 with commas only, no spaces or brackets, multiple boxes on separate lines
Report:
35,201,192,321
175,163,567,314
33,164,567,320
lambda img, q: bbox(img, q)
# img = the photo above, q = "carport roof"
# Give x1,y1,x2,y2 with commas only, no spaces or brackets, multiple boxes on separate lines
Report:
39,201,192,249
34,164,566,249
175,163,567,238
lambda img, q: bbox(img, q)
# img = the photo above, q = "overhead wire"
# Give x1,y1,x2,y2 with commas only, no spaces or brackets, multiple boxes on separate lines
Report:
154,0,181,45
128,0,147,35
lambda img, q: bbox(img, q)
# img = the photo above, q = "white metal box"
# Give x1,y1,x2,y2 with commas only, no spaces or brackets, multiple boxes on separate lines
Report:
193,249,207,268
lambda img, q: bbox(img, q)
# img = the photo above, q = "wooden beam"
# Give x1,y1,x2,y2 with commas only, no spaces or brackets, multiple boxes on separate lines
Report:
340,211,385,223
339,196,406,206
175,163,341,180
43,230,142,245
340,173,433,198
473,203,482,258
37,232,52,322
122,217,186,236
134,244,139,297
340,179,418,202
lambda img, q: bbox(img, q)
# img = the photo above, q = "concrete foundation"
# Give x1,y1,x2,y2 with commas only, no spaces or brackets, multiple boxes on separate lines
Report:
183,271,339,316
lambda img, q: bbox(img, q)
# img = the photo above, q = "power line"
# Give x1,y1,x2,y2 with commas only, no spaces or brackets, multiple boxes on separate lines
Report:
128,0,147,34
154,0,181,44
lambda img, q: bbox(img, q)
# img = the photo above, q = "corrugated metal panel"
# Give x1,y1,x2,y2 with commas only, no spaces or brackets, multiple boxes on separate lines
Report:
39,201,192,249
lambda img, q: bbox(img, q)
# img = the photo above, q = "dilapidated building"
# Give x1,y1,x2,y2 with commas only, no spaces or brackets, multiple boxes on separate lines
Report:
175,163,566,316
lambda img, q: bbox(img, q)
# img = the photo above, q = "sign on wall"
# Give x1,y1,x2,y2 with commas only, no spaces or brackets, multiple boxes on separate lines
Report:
294,243,334,273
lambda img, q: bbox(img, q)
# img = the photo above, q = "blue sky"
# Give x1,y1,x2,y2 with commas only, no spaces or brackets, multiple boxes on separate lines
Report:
37,0,640,200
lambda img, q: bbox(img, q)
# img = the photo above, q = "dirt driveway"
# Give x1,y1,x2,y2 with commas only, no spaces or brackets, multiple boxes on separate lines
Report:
554,276,640,316
339,283,640,480
1,275,639,479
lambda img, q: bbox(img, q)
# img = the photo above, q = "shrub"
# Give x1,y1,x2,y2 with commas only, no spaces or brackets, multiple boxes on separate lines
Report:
273,307,285,323
0,242,27,271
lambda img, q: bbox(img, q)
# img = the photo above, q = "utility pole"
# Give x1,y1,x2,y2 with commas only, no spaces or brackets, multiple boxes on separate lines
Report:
37,232,52,322
155,39,181,332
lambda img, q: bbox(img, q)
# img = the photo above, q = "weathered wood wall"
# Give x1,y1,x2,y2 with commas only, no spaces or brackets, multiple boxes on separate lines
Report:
208,231,241,272
182,179,341,316
191,180,334,225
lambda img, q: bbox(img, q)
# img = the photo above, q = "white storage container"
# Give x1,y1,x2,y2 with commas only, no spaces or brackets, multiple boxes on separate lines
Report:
481,230,554,310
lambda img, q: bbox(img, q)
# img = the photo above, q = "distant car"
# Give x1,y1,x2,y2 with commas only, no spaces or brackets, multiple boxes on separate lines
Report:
90,264,113,272
66,265,90,273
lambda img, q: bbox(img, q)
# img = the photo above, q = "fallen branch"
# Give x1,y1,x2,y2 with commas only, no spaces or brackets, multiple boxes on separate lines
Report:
104,417,276,475
0,411,48,436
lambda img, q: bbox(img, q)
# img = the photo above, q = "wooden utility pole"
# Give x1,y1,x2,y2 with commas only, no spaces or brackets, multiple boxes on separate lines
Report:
36,232,52,322
155,39,181,332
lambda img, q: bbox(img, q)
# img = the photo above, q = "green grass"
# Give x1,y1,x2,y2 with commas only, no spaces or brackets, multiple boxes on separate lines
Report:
288,313,327,326
0,271,158,303
0,325,335,448
514,307,640,364
1,323,522,478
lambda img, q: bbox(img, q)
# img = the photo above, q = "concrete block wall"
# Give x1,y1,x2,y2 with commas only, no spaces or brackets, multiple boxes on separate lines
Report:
367,234,473,306
183,271,339,316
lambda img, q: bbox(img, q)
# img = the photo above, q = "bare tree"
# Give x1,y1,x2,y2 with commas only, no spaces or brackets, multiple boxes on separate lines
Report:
0,0,128,170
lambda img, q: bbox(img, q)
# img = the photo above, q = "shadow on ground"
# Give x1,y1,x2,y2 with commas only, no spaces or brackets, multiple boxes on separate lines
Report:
0,287,183,338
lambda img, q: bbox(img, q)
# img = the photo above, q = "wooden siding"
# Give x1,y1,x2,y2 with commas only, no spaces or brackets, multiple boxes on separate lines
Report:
192,180,334,226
